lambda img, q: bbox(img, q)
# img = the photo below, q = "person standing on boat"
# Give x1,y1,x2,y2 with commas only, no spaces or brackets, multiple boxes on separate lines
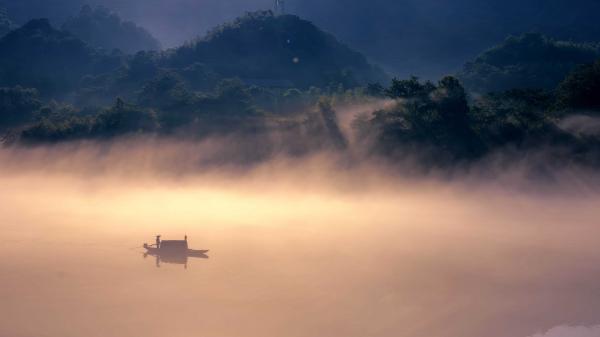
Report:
156,235,161,249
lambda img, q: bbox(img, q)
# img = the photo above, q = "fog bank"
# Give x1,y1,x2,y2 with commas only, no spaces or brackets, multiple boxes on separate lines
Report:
1,142,600,337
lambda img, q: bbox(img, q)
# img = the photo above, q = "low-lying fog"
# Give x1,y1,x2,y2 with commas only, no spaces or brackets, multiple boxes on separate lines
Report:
1,141,600,337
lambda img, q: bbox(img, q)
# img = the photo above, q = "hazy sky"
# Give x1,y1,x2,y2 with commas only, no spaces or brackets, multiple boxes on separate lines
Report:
91,0,272,46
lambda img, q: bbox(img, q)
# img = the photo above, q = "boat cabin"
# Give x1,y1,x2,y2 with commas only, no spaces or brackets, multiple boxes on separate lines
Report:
143,235,188,252
159,239,188,251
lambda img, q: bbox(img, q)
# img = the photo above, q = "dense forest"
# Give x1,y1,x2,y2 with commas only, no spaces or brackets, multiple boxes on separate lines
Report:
458,33,600,93
1,5,600,169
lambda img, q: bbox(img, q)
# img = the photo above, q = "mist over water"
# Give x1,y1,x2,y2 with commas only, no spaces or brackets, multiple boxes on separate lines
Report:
1,141,600,337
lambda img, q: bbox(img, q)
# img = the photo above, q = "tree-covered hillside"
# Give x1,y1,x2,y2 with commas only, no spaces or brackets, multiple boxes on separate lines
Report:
294,0,600,78
0,11,387,101
458,33,600,93
61,5,161,53
1,9,600,170
0,11,385,154
4,0,600,79
0,18,123,97
165,11,388,89
353,70,600,167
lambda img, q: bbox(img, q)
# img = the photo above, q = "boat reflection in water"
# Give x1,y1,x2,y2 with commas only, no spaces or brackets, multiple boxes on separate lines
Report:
143,235,209,268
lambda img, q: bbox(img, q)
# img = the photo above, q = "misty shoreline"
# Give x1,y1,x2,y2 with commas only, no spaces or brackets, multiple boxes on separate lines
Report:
2,137,600,198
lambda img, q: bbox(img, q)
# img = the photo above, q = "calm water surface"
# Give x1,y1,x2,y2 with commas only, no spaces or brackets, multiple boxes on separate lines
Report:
2,171,600,337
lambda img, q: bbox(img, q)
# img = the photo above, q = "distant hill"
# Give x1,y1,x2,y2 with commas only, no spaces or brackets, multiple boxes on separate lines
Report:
293,0,600,78
61,5,161,54
4,0,600,79
0,12,388,101
458,33,600,93
164,11,388,89
0,19,123,97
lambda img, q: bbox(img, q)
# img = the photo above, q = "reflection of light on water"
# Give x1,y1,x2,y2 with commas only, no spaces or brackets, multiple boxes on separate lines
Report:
1,157,600,337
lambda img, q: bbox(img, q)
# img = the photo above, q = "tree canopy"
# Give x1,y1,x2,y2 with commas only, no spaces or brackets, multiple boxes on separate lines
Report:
555,60,600,112
458,33,600,93
166,11,388,89
0,18,123,97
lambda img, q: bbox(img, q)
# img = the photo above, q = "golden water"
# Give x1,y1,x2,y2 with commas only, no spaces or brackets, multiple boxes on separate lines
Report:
1,146,599,337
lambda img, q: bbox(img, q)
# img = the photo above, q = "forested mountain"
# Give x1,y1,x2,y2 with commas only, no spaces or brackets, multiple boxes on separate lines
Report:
61,5,161,53
0,7,600,169
0,11,385,101
458,33,600,93
3,0,600,78
294,0,600,78
0,19,123,97
165,11,388,89
65,11,391,107
0,11,385,152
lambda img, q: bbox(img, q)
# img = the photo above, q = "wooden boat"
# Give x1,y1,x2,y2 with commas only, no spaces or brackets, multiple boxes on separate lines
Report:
143,235,209,268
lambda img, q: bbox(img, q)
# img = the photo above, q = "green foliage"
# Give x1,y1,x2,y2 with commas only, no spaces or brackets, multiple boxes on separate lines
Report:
166,11,388,89
211,78,254,114
73,50,162,106
92,98,159,136
20,98,158,142
385,76,435,99
18,101,89,142
0,86,41,128
354,70,600,166
62,5,161,53
459,33,600,93
137,71,201,130
127,51,161,81
555,60,600,112
179,63,220,91
138,72,194,110
0,19,123,97
471,89,557,147
358,76,484,162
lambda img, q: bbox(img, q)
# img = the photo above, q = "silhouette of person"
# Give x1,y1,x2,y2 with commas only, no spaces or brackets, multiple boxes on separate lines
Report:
156,235,161,248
